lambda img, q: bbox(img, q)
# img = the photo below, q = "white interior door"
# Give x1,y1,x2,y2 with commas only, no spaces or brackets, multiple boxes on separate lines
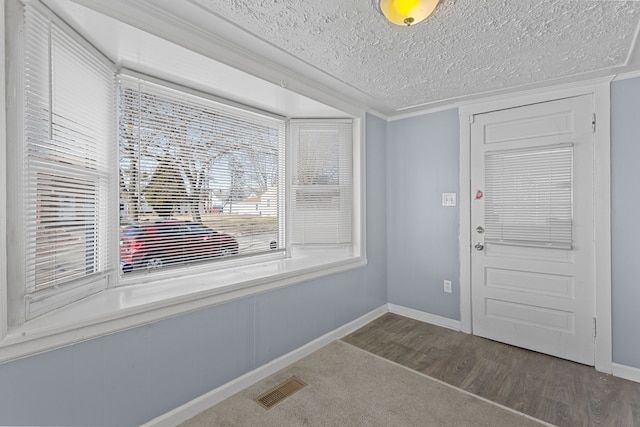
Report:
471,95,595,365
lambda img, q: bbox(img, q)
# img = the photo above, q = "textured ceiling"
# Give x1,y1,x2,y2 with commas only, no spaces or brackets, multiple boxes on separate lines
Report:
186,0,640,115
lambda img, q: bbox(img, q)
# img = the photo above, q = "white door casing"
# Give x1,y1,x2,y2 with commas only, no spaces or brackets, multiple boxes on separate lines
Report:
458,80,612,372
471,95,594,365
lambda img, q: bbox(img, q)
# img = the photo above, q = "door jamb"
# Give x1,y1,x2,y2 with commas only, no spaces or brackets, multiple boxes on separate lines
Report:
458,78,613,373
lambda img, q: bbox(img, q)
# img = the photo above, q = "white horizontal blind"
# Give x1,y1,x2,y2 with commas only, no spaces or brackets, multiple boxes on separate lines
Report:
289,120,353,245
484,144,574,249
119,75,285,274
23,2,115,310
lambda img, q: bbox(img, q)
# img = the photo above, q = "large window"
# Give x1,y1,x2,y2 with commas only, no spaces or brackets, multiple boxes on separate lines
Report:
118,74,285,275
6,0,360,331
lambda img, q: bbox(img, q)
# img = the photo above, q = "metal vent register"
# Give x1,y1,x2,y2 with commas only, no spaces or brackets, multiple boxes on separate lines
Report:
255,376,307,410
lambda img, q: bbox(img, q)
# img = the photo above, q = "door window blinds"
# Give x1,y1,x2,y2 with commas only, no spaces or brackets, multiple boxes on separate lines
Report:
23,2,115,315
119,75,285,273
484,144,573,249
289,120,353,246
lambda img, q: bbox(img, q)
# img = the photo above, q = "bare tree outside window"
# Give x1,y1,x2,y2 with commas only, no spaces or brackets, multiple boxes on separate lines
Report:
118,77,283,267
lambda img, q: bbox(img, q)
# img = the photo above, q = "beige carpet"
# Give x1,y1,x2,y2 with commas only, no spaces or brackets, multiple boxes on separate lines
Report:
179,340,549,427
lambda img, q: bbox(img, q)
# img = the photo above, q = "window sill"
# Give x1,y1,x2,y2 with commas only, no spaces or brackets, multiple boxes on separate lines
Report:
0,253,367,363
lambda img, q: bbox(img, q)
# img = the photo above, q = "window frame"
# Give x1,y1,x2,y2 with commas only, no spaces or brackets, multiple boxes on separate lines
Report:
289,119,355,248
17,0,118,320
0,0,367,363
116,70,288,281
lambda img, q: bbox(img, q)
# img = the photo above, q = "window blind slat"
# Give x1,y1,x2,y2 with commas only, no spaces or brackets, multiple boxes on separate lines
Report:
119,75,285,274
289,121,353,246
23,2,115,312
484,144,573,249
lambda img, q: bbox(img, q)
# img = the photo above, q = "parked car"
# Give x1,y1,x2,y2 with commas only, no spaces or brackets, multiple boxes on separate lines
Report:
120,221,239,273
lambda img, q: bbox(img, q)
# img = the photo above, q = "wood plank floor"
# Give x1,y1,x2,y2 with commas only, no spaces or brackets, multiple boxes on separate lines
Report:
342,313,640,427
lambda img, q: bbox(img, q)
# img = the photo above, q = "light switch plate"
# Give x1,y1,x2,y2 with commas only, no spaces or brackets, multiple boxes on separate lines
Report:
444,280,452,293
442,193,457,207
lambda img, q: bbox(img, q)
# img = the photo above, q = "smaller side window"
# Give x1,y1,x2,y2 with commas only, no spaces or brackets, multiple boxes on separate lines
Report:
15,1,116,322
289,120,353,247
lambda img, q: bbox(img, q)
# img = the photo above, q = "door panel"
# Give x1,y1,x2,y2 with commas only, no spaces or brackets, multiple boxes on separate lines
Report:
471,95,595,365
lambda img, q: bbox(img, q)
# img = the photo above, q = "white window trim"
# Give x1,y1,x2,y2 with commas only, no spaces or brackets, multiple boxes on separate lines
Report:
19,0,118,320
0,253,367,363
0,0,367,363
0,0,8,344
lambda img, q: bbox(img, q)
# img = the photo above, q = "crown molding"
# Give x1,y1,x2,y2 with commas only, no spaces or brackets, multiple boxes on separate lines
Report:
613,69,640,81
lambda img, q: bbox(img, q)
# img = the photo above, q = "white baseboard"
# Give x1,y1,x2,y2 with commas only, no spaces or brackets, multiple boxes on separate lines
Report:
612,362,640,384
389,305,640,385
149,302,640,426
146,303,639,427
387,303,461,331
142,305,388,427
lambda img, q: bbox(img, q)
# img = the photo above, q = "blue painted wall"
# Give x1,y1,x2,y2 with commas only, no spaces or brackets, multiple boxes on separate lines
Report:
611,77,640,370
386,109,460,320
0,114,387,426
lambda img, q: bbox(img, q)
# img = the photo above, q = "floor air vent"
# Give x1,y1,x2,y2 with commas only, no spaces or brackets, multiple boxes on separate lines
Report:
255,376,307,410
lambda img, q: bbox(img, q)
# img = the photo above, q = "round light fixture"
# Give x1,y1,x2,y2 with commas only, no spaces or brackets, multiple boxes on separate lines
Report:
378,0,440,26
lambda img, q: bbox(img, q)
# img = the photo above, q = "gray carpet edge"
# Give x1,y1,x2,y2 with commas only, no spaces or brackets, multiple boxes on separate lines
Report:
338,340,555,427
179,340,552,427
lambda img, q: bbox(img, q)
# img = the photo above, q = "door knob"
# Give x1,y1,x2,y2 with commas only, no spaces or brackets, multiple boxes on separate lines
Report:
474,242,484,251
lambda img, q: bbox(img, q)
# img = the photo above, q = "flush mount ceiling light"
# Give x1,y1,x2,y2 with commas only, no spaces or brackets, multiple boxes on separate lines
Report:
378,0,440,26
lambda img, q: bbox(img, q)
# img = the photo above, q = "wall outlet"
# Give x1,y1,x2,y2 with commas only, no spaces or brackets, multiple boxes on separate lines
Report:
444,280,452,293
